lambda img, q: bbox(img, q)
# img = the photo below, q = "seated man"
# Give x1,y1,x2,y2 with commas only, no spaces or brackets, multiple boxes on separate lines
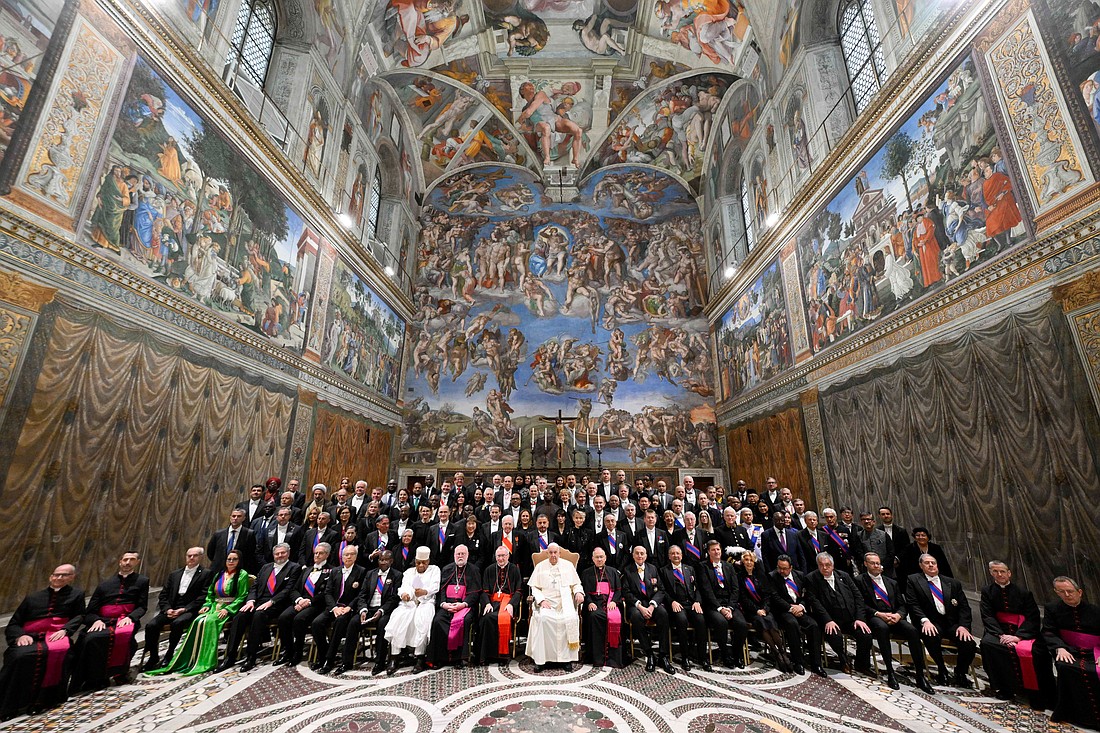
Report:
479,545,523,668
218,542,299,672
806,552,873,673
527,543,585,672
143,547,211,671
857,552,932,692
767,554,824,676
0,564,84,720
905,553,976,688
581,547,624,668
622,545,675,674
430,545,481,668
979,560,1054,707
311,544,368,674
275,542,331,667
659,544,711,671
1042,575,1100,729
697,539,748,668
348,549,402,675
72,551,149,692
385,546,440,674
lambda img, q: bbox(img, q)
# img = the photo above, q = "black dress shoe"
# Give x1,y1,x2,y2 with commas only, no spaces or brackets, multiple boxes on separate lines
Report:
854,663,874,676
273,654,291,667
332,665,347,676
660,658,676,674
954,674,973,689
935,670,949,685
886,674,900,690
455,660,466,669
811,666,827,677
386,660,397,677
318,663,333,675
212,661,232,673
239,659,256,673
563,662,573,672
722,655,740,669
414,657,428,672
793,664,806,675
645,656,656,673
371,663,386,676
499,660,510,670
681,658,692,672
309,660,323,671
916,677,935,694
141,658,160,673
994,689,1014,700
700,661,713,672
533,663,545,673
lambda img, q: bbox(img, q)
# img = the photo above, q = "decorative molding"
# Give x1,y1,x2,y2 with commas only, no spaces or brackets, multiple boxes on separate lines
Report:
0,304,35,419
1052,270,1100,313
1068,308,1100,417
799,389,833,511
0,268,58,314
287,394,315,481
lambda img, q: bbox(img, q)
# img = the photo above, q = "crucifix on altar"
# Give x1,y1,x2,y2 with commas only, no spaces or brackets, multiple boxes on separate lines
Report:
538,409,580,466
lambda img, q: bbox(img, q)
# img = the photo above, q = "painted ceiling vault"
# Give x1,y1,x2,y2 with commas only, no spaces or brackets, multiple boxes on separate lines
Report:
334,0,788,194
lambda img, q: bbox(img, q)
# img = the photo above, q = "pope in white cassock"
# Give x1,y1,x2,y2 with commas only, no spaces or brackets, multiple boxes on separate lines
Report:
385,546,440,673
526,543,585,671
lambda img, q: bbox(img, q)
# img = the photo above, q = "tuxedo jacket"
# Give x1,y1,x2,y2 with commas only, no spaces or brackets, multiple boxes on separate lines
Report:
820,524,865,572
208,526,259,574
300,527,341,566
805,569,867,625
760,527,807,572
427,521,460,565
157,567,212,615
489,530,529,566
698,560,741,611
290,564,330,605
235,499,265,524
357,568,402,616
658,563,702,607
766,569,815,616
362,530,399,569
905,573,971,629
798,528,829,567
260,523,303,564
247,561,300,609
856,572,907,616
622,562,665,610
669,527,709,569
633,527,671,567
594,529,631,569
323,565,368,610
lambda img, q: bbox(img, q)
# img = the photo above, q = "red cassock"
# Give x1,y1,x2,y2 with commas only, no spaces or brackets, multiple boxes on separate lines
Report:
983,172,1021,238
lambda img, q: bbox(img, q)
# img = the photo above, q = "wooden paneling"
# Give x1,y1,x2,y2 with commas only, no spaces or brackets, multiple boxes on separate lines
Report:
725,406,814,509
309,405,393,490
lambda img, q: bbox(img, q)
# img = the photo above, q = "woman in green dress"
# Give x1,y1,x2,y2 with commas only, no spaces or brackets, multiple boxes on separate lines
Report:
147,550,250,676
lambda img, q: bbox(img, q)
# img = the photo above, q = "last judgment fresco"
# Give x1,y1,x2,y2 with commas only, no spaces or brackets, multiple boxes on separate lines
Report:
401,165,717,469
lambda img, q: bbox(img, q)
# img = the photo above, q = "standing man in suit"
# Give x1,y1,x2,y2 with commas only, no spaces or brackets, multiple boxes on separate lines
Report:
428,504,459,566
713,507,751,563
363,515,398,570
142,547,211,671
262,507,303,564
275,542,330,667
761,510,806,572
635,508,670,568
820,508,864,575
219,543,300,672
349,548,402,675
311,544,368,674
301,512,340,567
596,513,629,569
906,553,976,688
877,506,910,573
670,512,707,571
979,560,1055,706
768,555,825,676
659,545,711,671
806,553,873,673
858,552,932,692
236,484,266,524
797,512,827,571
858,513,895,578
623,545,674,674
208,509,258,574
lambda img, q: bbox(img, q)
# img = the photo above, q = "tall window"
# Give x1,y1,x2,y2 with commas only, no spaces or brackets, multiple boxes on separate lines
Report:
839,0,886,114
740,175,755,253
367,168,382,239
226,0,277,89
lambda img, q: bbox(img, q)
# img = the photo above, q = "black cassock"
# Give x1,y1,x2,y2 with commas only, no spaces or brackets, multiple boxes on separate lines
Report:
430,563,481,665
479,563,523,663
1042,599,1100,729
0,585,85,719
72,573,149,692
581,565,624,667
979,582,1055,707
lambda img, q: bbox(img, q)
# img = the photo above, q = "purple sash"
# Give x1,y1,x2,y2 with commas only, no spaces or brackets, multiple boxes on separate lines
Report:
1059,630,1100,683
596,580,621,647
446,584,469,651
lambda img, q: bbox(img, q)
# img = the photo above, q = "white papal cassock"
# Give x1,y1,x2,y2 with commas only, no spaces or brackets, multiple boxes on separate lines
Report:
385,565,440,654
526,557,583,664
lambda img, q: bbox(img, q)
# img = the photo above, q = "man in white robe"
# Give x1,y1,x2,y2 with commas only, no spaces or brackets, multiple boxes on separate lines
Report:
385,546,440,673
527,543,585,671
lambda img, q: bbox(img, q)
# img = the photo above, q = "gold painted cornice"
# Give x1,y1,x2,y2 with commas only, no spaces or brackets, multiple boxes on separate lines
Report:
0,267,57,313
1053,270,1100,313
94,0,414,321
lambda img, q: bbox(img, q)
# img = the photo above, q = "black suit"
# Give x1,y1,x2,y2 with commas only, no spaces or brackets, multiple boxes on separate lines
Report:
362,530,399,569
760,527,806,572
277,564,330,664
260,523,303,565
798,528,828,569
144,567,212,664
225,560,300,664
856,571,925,677
698,560,748,663
670,528,708,570
489,530,529,574
806,569,872,667
300,527,341,566
427,521,460,566
311,564,369,666
594,529,630,569
581,564,625,666
633,527,671,568
767,569,822,669
208,525,259,574
345,567,402,668
622,562,669,659
820,524,865,574
905,572,976,678
236,499,265,524
713,524,752,561
562,526,595,572
659,563,707,663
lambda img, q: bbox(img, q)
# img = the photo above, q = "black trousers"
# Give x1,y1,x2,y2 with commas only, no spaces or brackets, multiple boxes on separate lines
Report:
705,608,747,658
668,606,707,660
867,616,925,673
821,617,873,666
144,610,195,660
626,605,669,657
775,611,821,667
921,624,976,676
276,604,322,662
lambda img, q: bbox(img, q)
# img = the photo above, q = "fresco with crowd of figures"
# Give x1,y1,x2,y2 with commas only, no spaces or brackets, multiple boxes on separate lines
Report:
1035,0,1100,143
795,56,1029,355
0,0,61,166
401,164,717,469
716,258,793,400
81,58,319,351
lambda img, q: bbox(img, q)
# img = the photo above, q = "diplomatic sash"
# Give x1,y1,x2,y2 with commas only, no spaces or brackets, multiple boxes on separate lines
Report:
304,573,316,597
928,581,946,608
685,540,701,560
784,578,800,599
99,603,137,671
871,580,891,607
743,576,761,602
824,526,849,554
491,591,514,656
809,533,822,553
22,616,70,688
446,582,469,651
996,611,1039,690
266,569,277,595
1059,630,1100,683
538,535,548,550
596,580,621,647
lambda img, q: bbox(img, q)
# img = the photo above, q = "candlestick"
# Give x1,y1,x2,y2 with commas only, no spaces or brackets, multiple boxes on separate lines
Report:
597,428,601,451
543,427,547,448
572,430,576,450
517,429,521,450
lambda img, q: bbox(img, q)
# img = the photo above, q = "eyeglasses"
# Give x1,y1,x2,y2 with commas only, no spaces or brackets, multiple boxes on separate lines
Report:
50,572,74,577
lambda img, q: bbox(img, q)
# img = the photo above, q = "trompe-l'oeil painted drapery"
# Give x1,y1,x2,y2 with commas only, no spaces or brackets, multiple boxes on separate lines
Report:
820,303,1100,599
0,306,295,610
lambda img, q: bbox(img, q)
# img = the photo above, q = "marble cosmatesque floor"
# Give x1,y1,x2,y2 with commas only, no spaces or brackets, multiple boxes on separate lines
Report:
0,655,1083,733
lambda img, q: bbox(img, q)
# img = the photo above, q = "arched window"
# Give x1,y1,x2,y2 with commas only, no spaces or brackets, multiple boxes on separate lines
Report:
839,0,886,115
367,168,382,239
226,0,277,89
740,174,755,253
